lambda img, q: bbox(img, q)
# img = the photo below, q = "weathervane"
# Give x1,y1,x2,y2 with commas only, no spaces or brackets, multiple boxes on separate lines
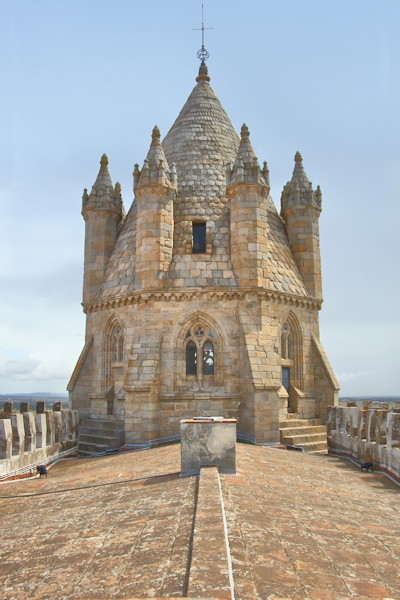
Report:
193,3,213,63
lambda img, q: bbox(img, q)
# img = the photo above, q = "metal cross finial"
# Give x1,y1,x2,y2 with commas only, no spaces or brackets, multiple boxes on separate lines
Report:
193,3,213,63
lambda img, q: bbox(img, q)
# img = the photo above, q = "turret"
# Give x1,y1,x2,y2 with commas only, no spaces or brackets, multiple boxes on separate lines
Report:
81,154,125,305
226,124,270,288
280,151,322,300
134,126,177,290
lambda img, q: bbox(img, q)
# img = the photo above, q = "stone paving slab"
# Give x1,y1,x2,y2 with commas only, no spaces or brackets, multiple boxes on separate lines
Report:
0,443,399,599
221,445,400,600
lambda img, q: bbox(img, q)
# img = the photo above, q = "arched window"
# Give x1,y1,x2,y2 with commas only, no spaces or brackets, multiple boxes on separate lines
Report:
281,323,292,359
103,318,125,392
112,327,124,363
280,317,303,411
185,322,215,381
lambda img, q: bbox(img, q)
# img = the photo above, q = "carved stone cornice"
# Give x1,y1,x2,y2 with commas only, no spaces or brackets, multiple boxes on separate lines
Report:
82,287,322,314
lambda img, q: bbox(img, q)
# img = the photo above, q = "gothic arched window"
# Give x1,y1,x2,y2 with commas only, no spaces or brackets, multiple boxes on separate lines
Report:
112,327,124,363
281,323,292,360
104,319,125,392
185,323,215,381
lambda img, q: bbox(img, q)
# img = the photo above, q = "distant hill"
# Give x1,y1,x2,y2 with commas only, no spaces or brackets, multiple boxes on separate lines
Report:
339,396,400,407
0,393,68,411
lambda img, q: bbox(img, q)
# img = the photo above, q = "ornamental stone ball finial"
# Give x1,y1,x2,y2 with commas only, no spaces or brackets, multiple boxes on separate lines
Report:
194,2,213,81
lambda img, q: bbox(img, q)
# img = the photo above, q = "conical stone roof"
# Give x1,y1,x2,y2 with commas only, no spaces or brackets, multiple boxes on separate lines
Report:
94,64,309,301
162,68,239,201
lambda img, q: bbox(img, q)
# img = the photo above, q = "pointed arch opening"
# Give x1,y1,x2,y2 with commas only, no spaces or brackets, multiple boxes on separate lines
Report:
280,312,304,410
103,315,125,393
176,314,223,388
184,321,216,384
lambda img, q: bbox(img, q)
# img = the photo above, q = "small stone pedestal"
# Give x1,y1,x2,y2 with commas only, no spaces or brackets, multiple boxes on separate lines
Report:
180,417,237,475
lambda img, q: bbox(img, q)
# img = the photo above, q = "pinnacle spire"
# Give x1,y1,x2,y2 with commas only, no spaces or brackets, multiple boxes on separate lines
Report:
280,151,321,211
226,124,269,188
82,154,124,217
91,153,113,196
134,126,176,191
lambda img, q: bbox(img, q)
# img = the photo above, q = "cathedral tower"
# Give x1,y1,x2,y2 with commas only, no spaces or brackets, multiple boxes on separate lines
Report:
69,50,339,454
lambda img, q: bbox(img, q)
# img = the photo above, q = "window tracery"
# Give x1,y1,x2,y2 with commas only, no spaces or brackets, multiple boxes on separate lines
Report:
104,318,125,391
185,322,215,379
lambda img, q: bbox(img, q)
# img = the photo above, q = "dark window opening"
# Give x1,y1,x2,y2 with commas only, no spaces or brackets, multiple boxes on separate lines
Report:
192,222,206,253
186,341,197,375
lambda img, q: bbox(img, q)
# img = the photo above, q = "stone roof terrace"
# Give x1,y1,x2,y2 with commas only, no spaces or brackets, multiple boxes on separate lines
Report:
0,443,399,599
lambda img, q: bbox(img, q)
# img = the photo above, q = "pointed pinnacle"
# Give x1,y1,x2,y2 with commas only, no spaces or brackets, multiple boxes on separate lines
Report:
241,124,250,139
151,126,161,143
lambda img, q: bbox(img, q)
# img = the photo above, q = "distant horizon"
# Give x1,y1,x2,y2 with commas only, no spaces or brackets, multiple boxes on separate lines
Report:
1,392,399,401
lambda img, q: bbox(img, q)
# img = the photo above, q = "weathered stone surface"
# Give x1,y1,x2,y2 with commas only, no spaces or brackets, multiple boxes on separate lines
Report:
328,405,400,482
69,63,338,453
0,443,399,599
180,418,236,474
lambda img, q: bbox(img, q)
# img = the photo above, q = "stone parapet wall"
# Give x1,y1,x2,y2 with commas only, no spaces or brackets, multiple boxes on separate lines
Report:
327,406,400,483
0,403,79,478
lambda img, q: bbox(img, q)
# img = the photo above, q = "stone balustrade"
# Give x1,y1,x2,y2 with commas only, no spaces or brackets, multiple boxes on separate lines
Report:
0,402,79,478
327,405,400,483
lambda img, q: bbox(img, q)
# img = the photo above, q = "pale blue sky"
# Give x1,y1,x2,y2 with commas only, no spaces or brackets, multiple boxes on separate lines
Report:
0,0,399,396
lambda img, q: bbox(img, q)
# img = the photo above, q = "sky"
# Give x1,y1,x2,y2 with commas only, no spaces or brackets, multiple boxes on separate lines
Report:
0,0,399,397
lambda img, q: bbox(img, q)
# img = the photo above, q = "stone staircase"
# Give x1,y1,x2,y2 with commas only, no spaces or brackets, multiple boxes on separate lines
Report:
78,418,125,456
279,417,327,452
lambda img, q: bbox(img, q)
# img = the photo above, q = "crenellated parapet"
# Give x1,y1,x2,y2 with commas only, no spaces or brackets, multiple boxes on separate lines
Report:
0,402,78,479
327,406,400,484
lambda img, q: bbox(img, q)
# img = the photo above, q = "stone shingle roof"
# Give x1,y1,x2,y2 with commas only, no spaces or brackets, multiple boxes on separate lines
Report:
94,67,310,301
162,76,239,200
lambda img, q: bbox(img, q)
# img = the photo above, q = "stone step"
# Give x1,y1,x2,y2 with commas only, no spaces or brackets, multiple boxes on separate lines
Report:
77,442,114,455
295,440,328,452
279,418,327,453
78,419,125,456
80,419,124,431
280,432,327,445
279,418,325,429
79,433,123,445
279,425,327,437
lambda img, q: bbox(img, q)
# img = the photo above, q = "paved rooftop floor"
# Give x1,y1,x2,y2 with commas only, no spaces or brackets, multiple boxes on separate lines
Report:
0,443,399,599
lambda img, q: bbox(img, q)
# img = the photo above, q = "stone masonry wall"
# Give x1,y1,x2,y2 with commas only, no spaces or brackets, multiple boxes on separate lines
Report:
0,402,78,478
327,405,400,483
